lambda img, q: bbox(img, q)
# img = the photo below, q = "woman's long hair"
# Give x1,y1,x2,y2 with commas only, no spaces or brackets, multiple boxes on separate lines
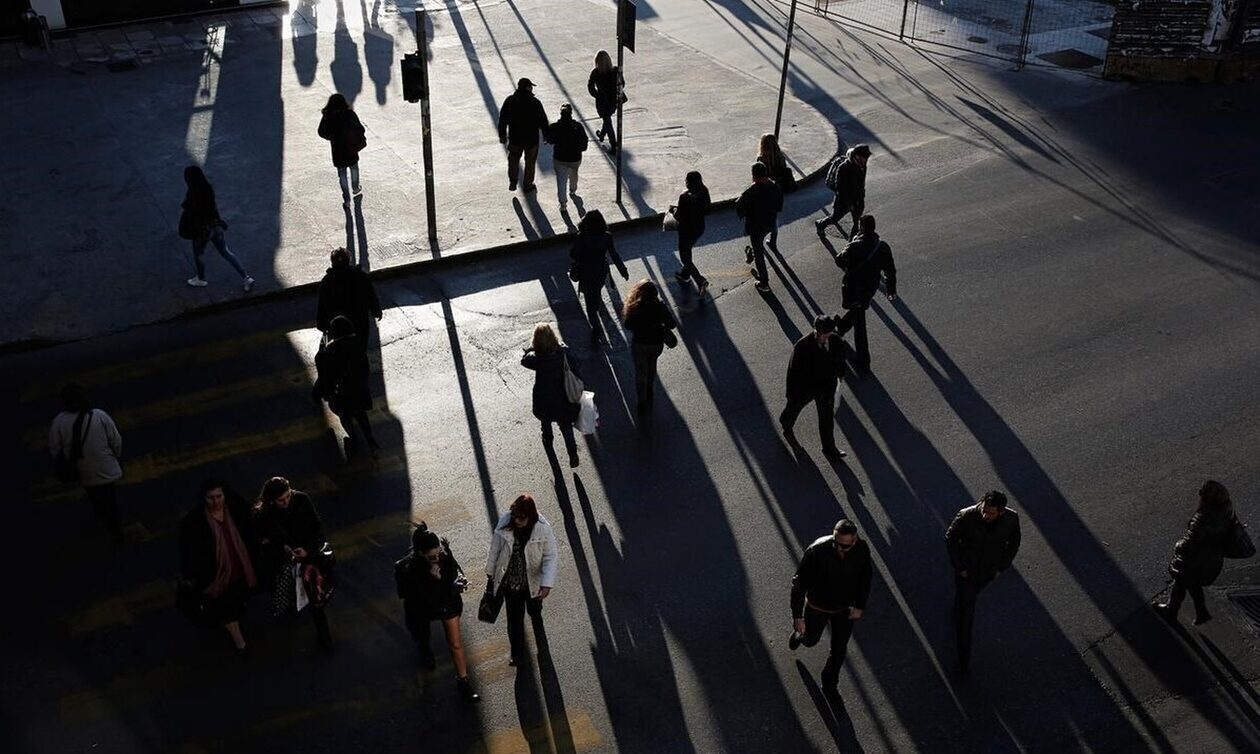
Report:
757,133,785,172
322,93,350,115
531,322,560,354
622,279,658,322
685,170,708,199
578,209,607,236
594,49,612,74
184,165,214,203
500,494,540,529
1198,480,1232,512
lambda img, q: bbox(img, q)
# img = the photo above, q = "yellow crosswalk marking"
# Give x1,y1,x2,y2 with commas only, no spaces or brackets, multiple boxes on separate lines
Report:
477,709,604,754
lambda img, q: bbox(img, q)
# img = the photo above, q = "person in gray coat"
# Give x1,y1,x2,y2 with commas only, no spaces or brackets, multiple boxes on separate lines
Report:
49,383,124,544
1155,480,1237,625
485,494,559,667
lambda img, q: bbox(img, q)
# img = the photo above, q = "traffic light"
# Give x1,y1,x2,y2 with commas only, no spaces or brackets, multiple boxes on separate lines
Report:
401,52,425,102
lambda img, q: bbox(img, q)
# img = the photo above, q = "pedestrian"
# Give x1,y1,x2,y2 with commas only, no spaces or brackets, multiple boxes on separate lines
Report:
672,171,711,296
395,522,481,701
485,494,559,667
780,315,847,459
317,93,367,208
945,490,1021,674
587,50,624,154
735,161,784,293
831,214,897,376
1154,480,1239,625
255,477,335,653
788,519,872,697
548,103,589,211
316,246,382,345
312,315,380,459
756,133,794,251
178,478,258,657
621,280,677,415
497,77,550,193
48,383,125,545
522,323,582,468
568,209,629,344
816,144,870,240
179,166,255,291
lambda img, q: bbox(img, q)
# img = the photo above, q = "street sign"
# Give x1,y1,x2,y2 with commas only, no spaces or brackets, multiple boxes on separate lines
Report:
618,0,636,53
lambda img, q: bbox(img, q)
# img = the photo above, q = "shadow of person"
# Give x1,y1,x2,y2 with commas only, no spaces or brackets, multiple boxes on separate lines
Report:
361,0,393,105
512,197,540,241
290,0,318,86
570,193,586,218
523,190,555,238
559,207,577,233
330,1,363,106
342,196,369,269
796,660,864,752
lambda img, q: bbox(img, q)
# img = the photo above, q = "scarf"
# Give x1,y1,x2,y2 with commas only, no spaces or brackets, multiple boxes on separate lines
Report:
205,506,257,597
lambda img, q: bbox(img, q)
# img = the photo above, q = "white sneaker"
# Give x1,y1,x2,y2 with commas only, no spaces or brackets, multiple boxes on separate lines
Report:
243,276,255,292
187,277,208,288
352,187,363,198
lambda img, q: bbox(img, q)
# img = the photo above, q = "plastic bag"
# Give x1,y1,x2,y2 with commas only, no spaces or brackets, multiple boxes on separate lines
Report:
662,209,679,233
577,391,599,435
294,563,310,612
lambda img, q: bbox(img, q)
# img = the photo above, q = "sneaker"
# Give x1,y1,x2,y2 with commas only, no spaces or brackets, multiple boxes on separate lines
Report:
822,446,848,459
187,276,208,288
243,276,255,293
352,187,363,198
755,281,771,293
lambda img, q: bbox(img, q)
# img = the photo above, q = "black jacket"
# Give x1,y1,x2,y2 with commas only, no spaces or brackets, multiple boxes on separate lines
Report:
395,540,465,619
316,264,382,335
498,90,549,146
549,116,589,163
318,109,366,168
791,535,873,617
835,231,897,309
623,298,677,347
830,153,866,212
587,67,623,118
735,180,783,236
570,231,628,291
945,504,1021,583
179,491,257,591
522,346,582,423
786,332,846,401
255,491,325,568
675,187,710,239
313,335,373,413
1170,505,1235,586
181,184,223,236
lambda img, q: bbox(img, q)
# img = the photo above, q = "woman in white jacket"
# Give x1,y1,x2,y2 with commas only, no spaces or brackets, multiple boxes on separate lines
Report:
485,494,558,666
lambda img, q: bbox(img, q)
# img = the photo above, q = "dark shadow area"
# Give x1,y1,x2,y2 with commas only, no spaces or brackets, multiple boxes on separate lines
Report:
345,195,370,269
330,0,364,106
290,0,318,86
796,660,864,752
361,0,394,105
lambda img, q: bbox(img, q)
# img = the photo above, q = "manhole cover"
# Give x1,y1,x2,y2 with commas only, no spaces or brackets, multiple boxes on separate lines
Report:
1036,48,1103,70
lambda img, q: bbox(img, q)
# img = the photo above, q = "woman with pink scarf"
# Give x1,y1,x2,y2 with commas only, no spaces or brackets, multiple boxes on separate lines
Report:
179,478,259,657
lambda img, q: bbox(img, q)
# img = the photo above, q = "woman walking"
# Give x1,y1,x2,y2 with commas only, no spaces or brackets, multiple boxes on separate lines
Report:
180,166,255,291
395,522,481,701
1154,480,1238,625
522,323,582,468
178,478,258,657
672,171,711,296
318,93,367,208
569,210,628,344
255,477,335,653
756,133,792,252
485,494,559,667
622,280,677,415
587,50,624,154
313,315,380,459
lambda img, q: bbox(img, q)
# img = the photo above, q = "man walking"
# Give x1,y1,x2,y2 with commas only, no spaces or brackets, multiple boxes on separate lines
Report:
831,214,896,376
816,144,870,240
945,490,1021,674
735,161,783,293
49,383,125,545
547,104,588,211
497,78,550,193
781,315,847,459
316,246,383,349
788,519,873,697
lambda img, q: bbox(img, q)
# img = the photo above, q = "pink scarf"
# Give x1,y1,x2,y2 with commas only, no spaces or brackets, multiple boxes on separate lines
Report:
204,506,257,597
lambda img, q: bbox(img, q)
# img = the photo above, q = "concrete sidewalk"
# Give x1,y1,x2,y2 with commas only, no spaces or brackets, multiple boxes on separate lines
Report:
0,0,835,348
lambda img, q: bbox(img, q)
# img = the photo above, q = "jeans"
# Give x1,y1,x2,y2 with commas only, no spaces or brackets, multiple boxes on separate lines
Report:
504,587,545,661
541,419,578,458
837,305,870,372
84,483,123,542
953,573,992,669
598,115,617,147
780,388,837,451
748,232,769,284
799,604,856,688
507,143,539,188
677,230,707,286
191,226,248,280
631,341,663,409
337,164,361,202
555,160,580,205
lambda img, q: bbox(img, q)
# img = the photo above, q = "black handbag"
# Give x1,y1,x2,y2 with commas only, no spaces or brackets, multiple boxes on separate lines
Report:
54,410,92,483
478,579,504,624
662,328,678,349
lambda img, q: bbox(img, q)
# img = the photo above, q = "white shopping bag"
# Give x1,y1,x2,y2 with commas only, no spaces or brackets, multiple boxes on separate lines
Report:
577,391,599,435
294,563,309,612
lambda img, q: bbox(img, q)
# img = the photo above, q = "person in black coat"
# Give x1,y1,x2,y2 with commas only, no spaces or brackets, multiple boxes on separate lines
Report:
788,519,872,696
569,210,629,343
780,315,847,458
587,50,624,153
735,162,783,293
498,77,549,193
521,323,583,468
945,491,1021,673
548,104,588,211
181,165,255,291
816,144,870,240
395,522,480,702
622,280,678,415
313,315,379,458
255,476,334,653
831,214,897,376
316,247,382,345
1155,480,1237,625
672,171,711,295
317,93,367,207
179,478,258,657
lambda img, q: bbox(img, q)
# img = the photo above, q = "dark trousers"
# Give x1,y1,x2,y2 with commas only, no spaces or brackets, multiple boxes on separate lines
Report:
837,305,870,372
748,232,769,283
598,114,617,147
780,388,837,451
310,605,332,647
334,407,377,448
678,231,707,286
631,342,663,409
800,604,856,688
504,587,544,660
1166,574,1209,618
507,143,540,188
954,573,992,669
821,200,859,239
581,286,604,337
84,483,123,541
541,419,578,458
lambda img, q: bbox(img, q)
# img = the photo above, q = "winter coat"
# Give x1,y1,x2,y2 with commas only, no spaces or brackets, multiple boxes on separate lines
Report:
587,67,624,118
486,513,559,597
945,504,1022,584
675,187,710,240
835,231,897,310
316,264,382,336
497,90,549,146
549,116,589,163
735,180,783,236
48,409,123,486
570,231,628,292
313,335,373,414
255,491,325,571
179,491,258,592
790,535,873,617
785,332,846,401
318,109,366,168
396,539,466,621
1170,505,1235,586
522,346,582,424
830,150,867,212
623,298,677,347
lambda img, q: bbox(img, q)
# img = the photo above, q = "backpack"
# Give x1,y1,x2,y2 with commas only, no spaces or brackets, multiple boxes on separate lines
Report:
824,154,846,192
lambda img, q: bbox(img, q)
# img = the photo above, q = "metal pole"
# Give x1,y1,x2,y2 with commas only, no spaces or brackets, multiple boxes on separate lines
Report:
1015,0,1035,71
773,0,798,140
899,0,911,41
416,9,438,243
615,42,624,205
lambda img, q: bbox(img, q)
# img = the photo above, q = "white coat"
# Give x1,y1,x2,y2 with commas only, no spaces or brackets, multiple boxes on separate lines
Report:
485,513,558,598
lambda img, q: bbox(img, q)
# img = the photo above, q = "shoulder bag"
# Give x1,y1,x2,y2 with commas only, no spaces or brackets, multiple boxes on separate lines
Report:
562,351,584,402
1224,516,1257,559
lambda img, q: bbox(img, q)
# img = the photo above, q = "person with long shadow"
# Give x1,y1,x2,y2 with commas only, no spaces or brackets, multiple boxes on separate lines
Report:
569,209,628,345
946,490,1021,675
781,314,848,459
522,323,583,468
485,494,559,668
830,213,897,376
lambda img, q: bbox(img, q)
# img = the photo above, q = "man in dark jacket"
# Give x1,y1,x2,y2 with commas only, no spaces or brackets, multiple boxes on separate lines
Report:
498,77,550,193
832,214,897,376
945,490,1021,673
781,315,847,458
316,247,382,348
548,104,588,211
735,161,784,293
816,144,870,240
789,519,873,696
